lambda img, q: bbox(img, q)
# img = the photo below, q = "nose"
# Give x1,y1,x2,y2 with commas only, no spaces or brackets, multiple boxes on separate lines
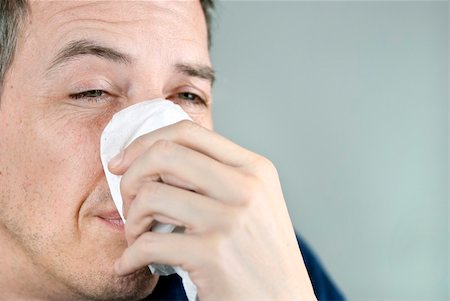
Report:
123,87,166,108
120,69,170,108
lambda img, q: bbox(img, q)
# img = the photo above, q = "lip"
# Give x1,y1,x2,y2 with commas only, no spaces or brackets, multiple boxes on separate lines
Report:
96,211,125,231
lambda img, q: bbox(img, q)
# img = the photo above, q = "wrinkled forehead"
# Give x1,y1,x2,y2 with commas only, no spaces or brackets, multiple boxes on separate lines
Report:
26,0,209,61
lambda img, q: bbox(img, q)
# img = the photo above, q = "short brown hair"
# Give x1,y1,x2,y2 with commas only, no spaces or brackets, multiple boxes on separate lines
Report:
0,0,29,91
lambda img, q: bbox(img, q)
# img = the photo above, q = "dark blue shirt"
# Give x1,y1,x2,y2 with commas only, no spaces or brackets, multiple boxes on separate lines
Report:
146,234,345,300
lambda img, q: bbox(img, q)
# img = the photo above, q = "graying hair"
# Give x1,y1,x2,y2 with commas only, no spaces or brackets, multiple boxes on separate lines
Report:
0,0,29,91
0,0,214,95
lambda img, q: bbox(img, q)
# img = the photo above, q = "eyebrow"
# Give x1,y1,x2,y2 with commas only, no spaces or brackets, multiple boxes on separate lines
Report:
175,63,215,85
47,39,132,74
46,39,215,84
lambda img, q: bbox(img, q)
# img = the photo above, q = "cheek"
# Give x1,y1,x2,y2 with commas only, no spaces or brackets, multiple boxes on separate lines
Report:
0,107,106,224
34,117,105,200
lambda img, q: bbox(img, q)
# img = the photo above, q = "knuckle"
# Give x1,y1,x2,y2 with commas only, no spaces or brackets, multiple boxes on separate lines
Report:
249,155,280,183
210,207,234,233
135,182,165,216
176,120,199,139
150,139,175,161
141,231,156,244
124,222,138,242
263,158,278,174
238,175,261,206
133,134,148,150
151,139,172,151
139,181,161,200
142,183,164,211
119,176,134,205
138,232,156,254
209,205,246,239
119,173,130,192
177,119,196,133
203,232,227,261
125,214,154,244
254,155,277,173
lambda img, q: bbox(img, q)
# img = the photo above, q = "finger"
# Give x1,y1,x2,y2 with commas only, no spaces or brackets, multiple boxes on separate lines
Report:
125,181,231,245
115,232,203,276
120,140,247,207
108,120,256,174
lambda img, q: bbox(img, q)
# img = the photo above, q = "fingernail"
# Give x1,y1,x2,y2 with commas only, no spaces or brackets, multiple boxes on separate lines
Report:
109,151,124,169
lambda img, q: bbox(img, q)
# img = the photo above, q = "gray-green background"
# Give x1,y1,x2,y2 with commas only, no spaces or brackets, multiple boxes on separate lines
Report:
210,1,448,300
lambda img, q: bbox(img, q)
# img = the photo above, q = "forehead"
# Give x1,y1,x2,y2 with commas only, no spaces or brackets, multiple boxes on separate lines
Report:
26,0,208,61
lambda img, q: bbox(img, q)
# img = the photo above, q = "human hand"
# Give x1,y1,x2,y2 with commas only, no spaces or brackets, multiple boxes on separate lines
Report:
109,120,317,301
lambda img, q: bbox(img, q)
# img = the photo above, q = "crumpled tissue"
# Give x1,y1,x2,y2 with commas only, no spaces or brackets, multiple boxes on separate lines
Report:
100,99,197,301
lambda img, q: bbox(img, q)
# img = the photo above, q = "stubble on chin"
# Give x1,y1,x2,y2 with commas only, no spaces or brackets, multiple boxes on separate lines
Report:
66,266,159,301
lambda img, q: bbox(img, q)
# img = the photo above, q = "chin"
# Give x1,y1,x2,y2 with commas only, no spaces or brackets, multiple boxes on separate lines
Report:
103,268,157,301
69,267,158,301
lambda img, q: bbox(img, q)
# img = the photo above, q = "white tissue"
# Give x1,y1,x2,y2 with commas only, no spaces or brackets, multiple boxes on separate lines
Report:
100,99,197,301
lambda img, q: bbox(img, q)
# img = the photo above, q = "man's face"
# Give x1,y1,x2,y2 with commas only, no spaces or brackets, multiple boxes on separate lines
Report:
0,1,212,299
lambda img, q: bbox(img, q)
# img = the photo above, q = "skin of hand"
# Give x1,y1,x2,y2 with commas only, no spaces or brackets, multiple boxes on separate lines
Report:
109,120,317,301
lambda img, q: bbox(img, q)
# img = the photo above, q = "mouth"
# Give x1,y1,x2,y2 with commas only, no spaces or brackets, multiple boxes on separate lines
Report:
96,211,125,231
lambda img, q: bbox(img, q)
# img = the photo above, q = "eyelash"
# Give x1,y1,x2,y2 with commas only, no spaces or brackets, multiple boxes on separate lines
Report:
69,90,206,106
69,90,105,101
174,91,206,106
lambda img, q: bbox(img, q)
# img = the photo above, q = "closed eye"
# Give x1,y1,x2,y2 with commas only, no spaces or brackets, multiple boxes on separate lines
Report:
69,90,208,106
68,90,115,105
70,90,105,100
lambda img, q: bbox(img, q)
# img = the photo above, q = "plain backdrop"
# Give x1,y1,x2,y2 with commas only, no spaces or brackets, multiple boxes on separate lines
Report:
209,1,448,300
